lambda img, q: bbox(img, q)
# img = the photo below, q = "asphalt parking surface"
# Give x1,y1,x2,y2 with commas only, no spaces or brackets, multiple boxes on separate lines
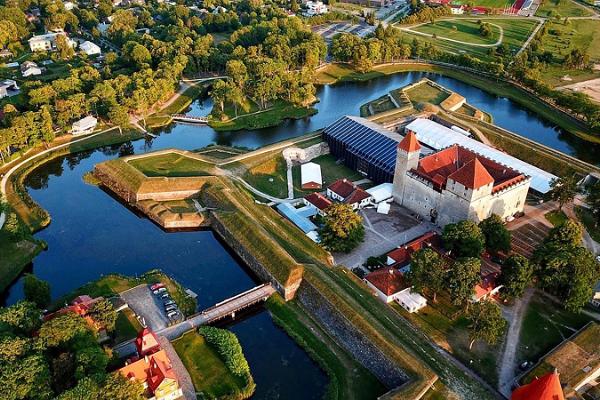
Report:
121,285,170,332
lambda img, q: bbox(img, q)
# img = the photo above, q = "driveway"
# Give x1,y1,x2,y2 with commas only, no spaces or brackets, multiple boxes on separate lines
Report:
334,204,436,269
120,284,170,332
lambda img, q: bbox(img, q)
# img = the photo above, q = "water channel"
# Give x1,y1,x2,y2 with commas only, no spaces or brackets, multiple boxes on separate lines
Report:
3,70,600,399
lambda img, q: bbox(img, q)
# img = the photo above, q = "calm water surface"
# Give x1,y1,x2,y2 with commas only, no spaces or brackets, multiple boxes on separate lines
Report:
3,71,599,399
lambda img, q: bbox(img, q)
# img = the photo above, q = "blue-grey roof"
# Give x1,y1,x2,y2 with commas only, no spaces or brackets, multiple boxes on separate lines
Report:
323,116,402,175
276,203,318,234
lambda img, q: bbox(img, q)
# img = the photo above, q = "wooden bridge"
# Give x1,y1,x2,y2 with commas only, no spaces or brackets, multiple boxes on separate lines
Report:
172,114,209,124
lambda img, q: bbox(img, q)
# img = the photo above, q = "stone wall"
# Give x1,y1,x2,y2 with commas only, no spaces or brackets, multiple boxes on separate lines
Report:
210,213,301,301
282,142,330,164
297,281,408,388
93,164,138,205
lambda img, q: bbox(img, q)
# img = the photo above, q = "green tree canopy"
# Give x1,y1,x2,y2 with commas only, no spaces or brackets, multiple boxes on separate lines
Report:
479,214,511,254
38,313,90,348
318,203,365,253
0,301,41,335
406,248,447,302
466,300,507,349
23,274,51,308
499,254,533,299
448,257,481,306
87,298,117,333
549,176,578,211
442,220,485,258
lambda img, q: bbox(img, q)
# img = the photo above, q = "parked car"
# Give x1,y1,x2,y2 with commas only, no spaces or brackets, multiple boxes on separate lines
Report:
167,311,179,319
165,305,178,312
153,287,167,295
150,283,165,291
164,300,175,306
161,293,170,299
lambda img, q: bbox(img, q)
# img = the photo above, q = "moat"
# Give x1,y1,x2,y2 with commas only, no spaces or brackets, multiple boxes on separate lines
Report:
3,71,599,399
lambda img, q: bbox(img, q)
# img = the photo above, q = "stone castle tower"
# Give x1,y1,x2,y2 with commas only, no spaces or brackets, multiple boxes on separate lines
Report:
393,131,421,205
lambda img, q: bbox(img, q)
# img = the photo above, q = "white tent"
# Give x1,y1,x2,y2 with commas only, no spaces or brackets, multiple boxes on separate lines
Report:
366,183,393,204
404,118,557,194
301,162,323,189
80,41,101,55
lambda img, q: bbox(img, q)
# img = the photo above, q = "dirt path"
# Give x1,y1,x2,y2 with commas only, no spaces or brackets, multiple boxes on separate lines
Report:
498,288,534,397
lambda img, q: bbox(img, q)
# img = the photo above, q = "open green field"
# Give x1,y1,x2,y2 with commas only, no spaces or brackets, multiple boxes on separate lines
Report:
172,331,247,398
242,155,288,198
0,229,44,293
402,18,539,62
413,20,502,45
535,0,594,17
405,82,450,105
114,308,143,344
128,153,214,177
517,291,593,365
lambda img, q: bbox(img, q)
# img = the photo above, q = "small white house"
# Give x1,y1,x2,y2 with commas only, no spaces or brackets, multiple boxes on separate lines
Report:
300,162,323,189
28,32,75,52
79,41,101,56
71,116,98,135
0,79,19,98
63,1,75,10
303,1,328,16
327,178,372,210
450,4,464,14
364,268,427,313
21,61,42,77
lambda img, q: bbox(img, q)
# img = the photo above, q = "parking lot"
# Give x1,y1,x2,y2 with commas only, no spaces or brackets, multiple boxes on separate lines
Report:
312,22,374,43
334,203,436,269
120,284,183,332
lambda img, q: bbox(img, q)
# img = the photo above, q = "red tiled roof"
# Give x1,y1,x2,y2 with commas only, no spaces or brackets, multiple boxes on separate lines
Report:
398,131,421,153
136,328,161,357
512,371,565,400
305,192,333,211
448,158,494,189
474,272,501,300
119,349,177,394
386,231,441,268
365,268,409,296
414,145,525,192
328,178,356,198
344,187,371,205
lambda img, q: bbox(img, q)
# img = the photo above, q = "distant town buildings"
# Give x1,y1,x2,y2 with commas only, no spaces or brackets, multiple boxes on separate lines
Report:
71,115,98,135
303,1,328,16
80,40,102,56
28,32,75,52
119,329,184,400
20,61,42,77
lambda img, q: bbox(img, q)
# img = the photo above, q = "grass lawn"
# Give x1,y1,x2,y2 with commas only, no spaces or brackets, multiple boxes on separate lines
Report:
405,82,450,105
575,206,600,242
209,99,317,131
0,230,44,293
535,0,593,17
172,331,247,398
128,153,215,177
516,291,593,365
413,20,502,45
242,155,288,198
113,308,142,344
291,154,363,197
267,295,386,400
361,94,397,116
544,209,568,226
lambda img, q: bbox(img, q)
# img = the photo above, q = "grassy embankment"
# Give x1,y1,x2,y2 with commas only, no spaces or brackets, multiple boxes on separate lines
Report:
0,128,143,293
315,62,600,144
127,152,216,177
544,209,569,226
173,331,252,399
208,99,318,132
145,84,206,128
402,18,539,63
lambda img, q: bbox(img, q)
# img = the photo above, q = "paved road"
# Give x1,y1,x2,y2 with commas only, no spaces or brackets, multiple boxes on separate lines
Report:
158,336,196,400
120,285,169,332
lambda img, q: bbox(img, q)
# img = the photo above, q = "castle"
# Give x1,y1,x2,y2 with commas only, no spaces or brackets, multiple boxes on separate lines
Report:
392,131,531,227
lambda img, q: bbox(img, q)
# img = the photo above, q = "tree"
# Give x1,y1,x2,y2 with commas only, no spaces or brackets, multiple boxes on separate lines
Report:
448,257,481,306
38,313,90,348
318,203,365,253
549,176,578,211
108,105,129,132
23,274,51,308
3,212,28,241
0,353,53,400
585,182,600,228
210,79,229,115
499,254,533,299
479,214,511,254
55,34,74,60
87,298,117,333
466,300,507,349
406,248,447,302
0,301,41,335
442,220,485,258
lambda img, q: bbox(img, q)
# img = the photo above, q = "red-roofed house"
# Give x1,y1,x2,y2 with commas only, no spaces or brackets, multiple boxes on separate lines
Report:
44,295,107,336
364,268,427,312
119,349,183,400
393,138,530,227
473,272,502,302
512,370,565,400
385,231,442,270
303,192,333,216
327,178,372,210
136,328,161,357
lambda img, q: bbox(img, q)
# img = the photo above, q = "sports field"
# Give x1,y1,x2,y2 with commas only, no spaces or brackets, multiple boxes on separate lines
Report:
413,20,502,45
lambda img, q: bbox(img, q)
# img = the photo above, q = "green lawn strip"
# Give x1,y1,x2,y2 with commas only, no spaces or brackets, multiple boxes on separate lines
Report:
544,209,569,226
575,206,600,242
412,20,501,45
517,291,593,364
405,83,450,106
267,294,386,400
114,308,143,344
172,331,248,399
241,155,288,198
0,229,44,293
127,152,215,177
209,100,317,131
146,84,205,128
535,0,593,17
291,154,364,198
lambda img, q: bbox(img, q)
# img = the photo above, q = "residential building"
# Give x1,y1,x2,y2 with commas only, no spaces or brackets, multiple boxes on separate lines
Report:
517,323,600,398
339,0,388,7
364,268,427,312
472,272,502,302
300,162,323,189
393,131,531,227
63,1,75,10
366,183,394,204
28,32,76,52
303,1,328,16
71,115,98,135
0,79,19,99
327,178,372,210
136,328,161,357
79,40,101,56
21,61,42,77
303,192,332,216
120,349,183,400
276,202,320,242
0,49,13,58
385,231,442,272
450,4,465,14
512,370,565,400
